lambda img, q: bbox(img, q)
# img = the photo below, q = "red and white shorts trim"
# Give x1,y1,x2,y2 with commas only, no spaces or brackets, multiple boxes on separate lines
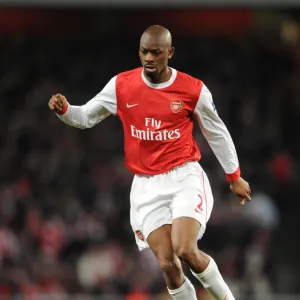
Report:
130,161,214,250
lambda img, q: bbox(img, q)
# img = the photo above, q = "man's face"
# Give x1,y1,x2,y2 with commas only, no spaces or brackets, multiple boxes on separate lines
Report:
139,34,174,80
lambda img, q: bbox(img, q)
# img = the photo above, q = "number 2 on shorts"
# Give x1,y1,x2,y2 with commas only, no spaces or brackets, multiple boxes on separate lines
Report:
195,194,204,214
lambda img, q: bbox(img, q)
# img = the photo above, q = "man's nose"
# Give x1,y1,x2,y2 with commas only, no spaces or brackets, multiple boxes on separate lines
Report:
145,52,154,62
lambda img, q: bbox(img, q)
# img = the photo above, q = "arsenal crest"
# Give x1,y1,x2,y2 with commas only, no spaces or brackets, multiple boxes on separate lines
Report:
170,100,183,113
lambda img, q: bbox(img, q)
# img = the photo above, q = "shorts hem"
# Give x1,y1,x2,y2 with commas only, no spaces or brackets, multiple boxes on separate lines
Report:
136,220,173,251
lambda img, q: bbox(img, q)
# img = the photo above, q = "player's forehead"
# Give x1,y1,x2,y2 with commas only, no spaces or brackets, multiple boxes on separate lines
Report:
140,33,169,49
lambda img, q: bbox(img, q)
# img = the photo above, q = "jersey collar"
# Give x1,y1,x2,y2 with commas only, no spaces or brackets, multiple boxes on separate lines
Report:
141,67,177,89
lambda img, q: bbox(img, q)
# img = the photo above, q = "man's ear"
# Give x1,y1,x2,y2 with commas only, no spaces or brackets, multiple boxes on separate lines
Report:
168,47,175,59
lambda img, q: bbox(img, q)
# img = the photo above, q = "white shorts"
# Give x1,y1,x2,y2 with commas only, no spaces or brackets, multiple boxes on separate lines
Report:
130,161,214,251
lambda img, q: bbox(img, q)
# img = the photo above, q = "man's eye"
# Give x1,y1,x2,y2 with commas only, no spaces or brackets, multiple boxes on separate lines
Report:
141,50,147,55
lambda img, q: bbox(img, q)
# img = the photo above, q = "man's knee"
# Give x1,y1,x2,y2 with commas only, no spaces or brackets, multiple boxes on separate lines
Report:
153,248,181,274
159,257,181,274
155,252,184,289
174,245,198,263
174,244,211,271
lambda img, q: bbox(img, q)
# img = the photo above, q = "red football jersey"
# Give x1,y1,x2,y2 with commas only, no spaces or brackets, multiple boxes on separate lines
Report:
116,67,202,175
58,67,240,180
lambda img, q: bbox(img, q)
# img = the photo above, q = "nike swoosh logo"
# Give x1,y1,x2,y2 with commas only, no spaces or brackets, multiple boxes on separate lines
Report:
126,103,139,108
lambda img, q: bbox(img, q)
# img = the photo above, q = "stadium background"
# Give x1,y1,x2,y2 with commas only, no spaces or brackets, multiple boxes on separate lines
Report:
0,0,299,299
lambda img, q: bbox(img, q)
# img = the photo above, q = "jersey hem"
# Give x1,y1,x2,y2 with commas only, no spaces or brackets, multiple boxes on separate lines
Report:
129,159,200,176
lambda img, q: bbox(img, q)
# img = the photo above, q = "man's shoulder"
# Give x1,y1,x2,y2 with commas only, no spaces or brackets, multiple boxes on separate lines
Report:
117,67,143,80
176,69,204,87
114,68,142,94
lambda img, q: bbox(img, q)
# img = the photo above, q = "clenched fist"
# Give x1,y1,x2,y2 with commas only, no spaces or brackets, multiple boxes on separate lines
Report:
48,94,68,114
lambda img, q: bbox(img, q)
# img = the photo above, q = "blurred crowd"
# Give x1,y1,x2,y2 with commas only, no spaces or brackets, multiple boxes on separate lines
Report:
0,23,299,299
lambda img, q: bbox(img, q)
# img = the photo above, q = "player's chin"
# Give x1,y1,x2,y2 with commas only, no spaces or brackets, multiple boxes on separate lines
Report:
144,68,158,78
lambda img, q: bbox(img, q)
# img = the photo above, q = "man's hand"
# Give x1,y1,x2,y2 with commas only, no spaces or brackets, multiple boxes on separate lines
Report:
230,177,251,205
48,94,68,114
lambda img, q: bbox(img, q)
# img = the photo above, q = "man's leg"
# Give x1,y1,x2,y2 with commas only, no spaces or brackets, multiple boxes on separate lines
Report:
147,224,198,300
172,217,235,300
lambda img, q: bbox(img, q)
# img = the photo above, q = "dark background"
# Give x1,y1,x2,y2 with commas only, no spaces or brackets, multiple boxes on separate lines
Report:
0,4,299,300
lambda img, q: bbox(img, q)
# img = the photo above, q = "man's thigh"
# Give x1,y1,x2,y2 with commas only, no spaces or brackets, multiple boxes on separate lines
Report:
147,224,173,257
171,216,201,250
171,166,214,241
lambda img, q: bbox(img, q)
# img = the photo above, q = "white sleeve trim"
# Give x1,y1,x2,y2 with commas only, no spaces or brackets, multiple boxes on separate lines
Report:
194,85,239,175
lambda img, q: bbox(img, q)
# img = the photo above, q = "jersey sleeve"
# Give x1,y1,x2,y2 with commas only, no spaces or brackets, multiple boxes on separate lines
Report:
194,85,240,181
57,76,117,129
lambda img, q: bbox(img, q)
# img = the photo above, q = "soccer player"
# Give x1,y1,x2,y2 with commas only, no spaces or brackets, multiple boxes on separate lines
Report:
48,25,251,300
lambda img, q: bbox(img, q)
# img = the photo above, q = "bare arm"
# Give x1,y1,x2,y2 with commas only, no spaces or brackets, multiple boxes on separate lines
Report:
48,76,117,129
